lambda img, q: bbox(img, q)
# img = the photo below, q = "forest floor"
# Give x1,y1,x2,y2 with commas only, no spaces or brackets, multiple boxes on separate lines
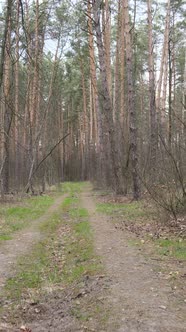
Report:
0,183,185,332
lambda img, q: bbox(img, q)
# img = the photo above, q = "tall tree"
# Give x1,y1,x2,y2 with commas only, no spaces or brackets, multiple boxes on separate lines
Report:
147,0,157,180
92,0,124,194
0,0,13,194
123,0,140,199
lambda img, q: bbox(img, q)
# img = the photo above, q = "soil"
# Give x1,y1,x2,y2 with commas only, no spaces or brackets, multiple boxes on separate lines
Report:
0,188,186,332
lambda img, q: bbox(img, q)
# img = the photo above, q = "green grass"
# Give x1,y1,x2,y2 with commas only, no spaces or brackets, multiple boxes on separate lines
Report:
5,204,65,300
62,202,101,284
74,220,91,237
96,195,186,262
39,196,74,234
97,201,152,221
0,183,85,241
70,207,89,219
5,241,50,299
0,195,54,241
157,239,186,260
59,181,87,194
0,234,12,241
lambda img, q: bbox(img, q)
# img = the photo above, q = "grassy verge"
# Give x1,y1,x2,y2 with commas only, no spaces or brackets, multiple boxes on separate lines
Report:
0,195,55,241
156,238,186,260
97,199,155,221
97,198,186,261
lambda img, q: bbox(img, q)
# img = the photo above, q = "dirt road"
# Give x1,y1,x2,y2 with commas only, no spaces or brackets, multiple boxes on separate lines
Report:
0,188,186,331
81,191,186,332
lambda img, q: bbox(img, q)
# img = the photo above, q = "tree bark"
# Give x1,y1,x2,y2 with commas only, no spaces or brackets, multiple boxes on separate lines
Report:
87,0,105,183
0,0,13,194
147,0,157,179
14,0,20,188
156,0,170,128
123,0,140,199
92,0,124,194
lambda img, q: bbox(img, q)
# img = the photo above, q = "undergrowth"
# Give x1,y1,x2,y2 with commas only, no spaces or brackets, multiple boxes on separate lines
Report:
97,196,186,261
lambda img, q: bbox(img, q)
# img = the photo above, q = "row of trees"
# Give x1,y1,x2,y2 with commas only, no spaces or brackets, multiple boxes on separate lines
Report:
0,0,185,214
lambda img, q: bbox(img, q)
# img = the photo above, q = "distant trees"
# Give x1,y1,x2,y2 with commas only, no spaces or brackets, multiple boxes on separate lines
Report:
0,0,185,211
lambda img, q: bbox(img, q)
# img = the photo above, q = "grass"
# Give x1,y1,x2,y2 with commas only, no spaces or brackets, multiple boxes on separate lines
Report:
58,181,87,194
62,202,101,284
39,196,74,234
5,206,65,300
0,195,54,241
0,181,87,241
4,182,101,302
156,238,186,260
0,182,87,241
0,234,12,241
97,200,153,221
96,194,186,261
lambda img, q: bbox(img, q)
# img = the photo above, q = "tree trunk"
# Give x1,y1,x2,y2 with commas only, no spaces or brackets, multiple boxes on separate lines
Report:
147,0,157,180
14,0,20,189
102,0,112,97
87,0,105,184
92,0,124,194
123,0,140,199
156,0,170,129
0,0,13,194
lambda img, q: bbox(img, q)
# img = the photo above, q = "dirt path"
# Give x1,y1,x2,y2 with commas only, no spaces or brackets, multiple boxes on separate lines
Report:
81,190,186,332
0,194,66,292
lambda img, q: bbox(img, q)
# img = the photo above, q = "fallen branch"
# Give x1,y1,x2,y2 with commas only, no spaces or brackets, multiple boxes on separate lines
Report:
25,133,69,192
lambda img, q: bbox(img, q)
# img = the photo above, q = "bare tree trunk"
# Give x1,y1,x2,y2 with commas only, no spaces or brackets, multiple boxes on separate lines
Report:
87,0,105,184
113,0,121,124
183,51,186,147
14,0,20,189
120,0,126,130
168,31,172,150
40,36,61,190
102,0,112,97
147,0,157,180
89,80,93,143
57,97,64,182
79,55,88,179
156,0,170,129
1,1,13,194
92,0,124,194
0,0,13,196
123,0,140,199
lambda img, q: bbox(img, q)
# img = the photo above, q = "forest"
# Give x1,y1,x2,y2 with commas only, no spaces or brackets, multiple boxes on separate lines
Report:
0,1,186,331
0,0,185,216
